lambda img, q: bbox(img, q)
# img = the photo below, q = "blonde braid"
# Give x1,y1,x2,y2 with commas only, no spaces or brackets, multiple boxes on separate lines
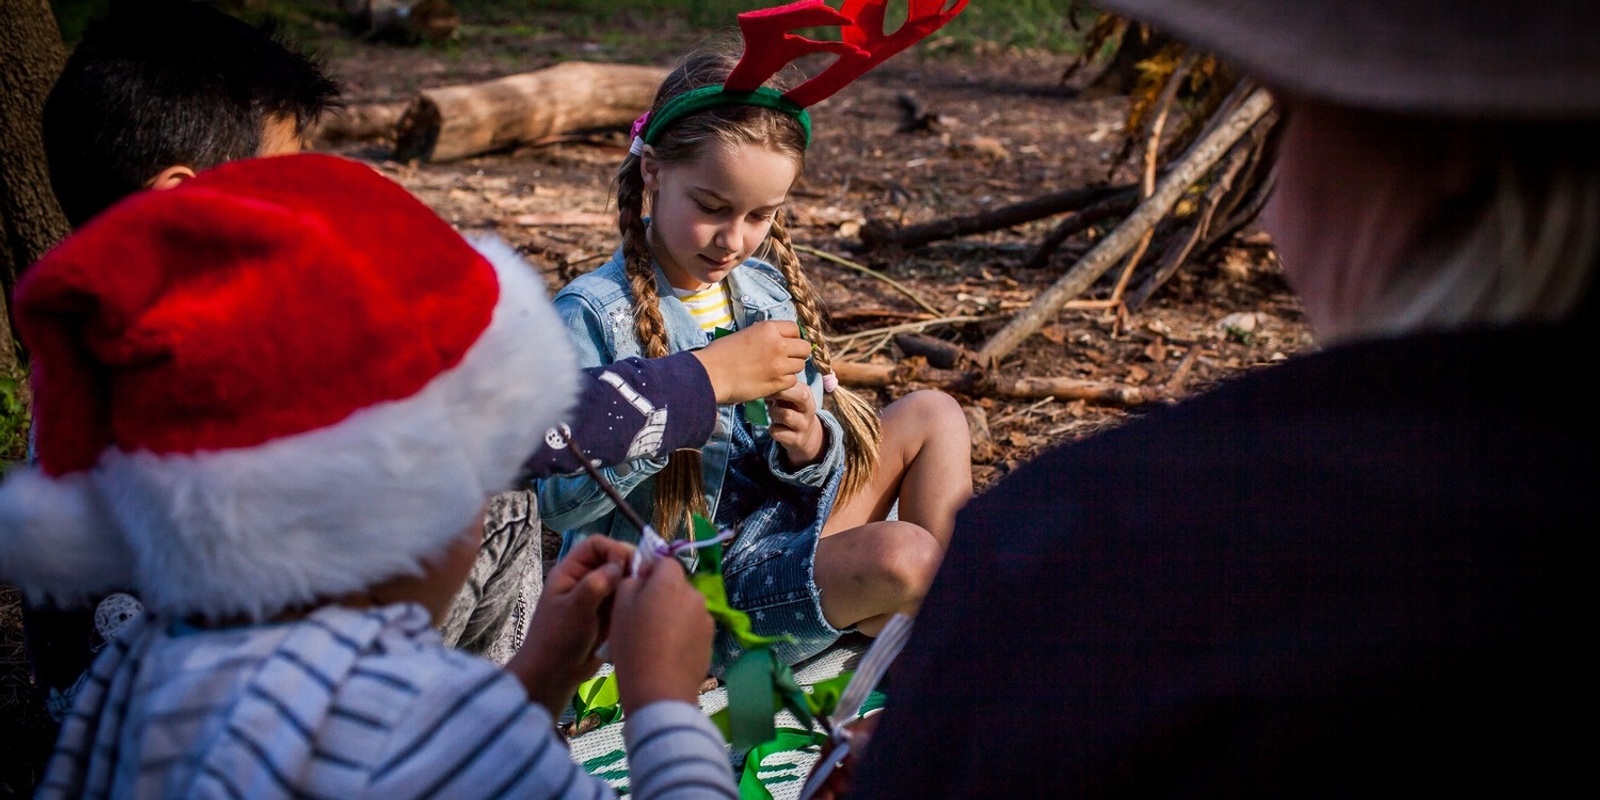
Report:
767,215,882,503
616,154,707,538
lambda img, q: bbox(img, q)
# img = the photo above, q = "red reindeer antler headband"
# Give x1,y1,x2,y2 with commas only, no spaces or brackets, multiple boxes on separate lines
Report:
637,0,968,150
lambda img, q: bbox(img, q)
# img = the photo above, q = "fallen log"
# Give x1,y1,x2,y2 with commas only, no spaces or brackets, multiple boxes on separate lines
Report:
312,101,407,144
832,361,1158,407
860,182,1131,250
893,332,975,370
392,61,667,163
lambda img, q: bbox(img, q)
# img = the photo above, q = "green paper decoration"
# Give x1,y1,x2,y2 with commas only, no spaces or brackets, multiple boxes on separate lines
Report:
688,514,789,652
572,673,623,727
710,327,771,426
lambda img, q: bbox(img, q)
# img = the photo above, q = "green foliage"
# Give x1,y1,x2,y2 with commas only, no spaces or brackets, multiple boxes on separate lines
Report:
47,1,1096,56
49,0,108,43
1,367,30,466
401,1,1094,54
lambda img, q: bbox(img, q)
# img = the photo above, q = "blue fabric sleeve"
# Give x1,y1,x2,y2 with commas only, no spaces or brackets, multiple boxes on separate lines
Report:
764,407,846,489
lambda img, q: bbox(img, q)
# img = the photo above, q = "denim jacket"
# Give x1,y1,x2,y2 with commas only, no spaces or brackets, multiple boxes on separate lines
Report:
537,249,845,546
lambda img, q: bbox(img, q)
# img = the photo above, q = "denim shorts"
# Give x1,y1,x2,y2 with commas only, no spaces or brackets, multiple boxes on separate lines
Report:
715,513,845,671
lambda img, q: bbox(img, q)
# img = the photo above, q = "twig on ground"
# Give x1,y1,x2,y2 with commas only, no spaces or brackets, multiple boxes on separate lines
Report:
832,315,995,344
990,397,1058,427
795,244,945,317
858,183,1131,251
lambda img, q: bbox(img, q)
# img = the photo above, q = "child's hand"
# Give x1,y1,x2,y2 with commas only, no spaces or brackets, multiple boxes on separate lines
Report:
609,559,714,709
693,320,812,404
767,379,826,468
507,536,632,716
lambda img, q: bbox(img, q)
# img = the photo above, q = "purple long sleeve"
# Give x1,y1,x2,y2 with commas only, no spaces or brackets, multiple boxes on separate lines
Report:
520,352,715,478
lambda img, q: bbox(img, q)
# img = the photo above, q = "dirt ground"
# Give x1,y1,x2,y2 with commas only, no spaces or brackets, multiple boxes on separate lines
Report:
0,17,1313,795
318,21,1312,489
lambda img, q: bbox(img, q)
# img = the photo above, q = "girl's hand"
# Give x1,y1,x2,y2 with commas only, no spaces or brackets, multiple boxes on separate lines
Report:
692,320,812,404
506,536,632,716
609,559,715,708
767,379,825,468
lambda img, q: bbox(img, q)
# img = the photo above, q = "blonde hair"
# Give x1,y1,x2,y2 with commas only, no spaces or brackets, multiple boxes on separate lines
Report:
614,38,882,537
1363,123,1599,338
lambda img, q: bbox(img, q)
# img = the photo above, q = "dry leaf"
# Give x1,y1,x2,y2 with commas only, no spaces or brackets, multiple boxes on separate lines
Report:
953,135,1010,162
1143,338,1168,362
1040,325,1068,345
1127,364,1151,384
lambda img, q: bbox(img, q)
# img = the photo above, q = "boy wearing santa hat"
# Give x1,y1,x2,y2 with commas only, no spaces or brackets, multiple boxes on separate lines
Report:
1,153,738,799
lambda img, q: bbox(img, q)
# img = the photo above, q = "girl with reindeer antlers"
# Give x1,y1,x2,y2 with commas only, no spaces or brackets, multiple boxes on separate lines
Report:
539,0,974,667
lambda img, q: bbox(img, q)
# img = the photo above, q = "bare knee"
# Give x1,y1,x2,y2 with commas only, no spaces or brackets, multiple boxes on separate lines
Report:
861,521,943,602
886,390,970,437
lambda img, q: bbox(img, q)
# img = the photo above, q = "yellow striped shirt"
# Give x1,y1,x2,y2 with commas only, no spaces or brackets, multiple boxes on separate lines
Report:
675,281,734,334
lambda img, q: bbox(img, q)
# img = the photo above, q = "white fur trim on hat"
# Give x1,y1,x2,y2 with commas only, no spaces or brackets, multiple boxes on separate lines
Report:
0,236,578,619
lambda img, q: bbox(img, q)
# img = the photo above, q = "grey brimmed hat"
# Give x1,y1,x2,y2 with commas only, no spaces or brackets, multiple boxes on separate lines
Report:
1090,0,1600,117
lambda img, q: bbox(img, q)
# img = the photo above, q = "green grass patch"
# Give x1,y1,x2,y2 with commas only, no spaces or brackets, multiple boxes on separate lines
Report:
51,1,1094,55
439,0,1093,54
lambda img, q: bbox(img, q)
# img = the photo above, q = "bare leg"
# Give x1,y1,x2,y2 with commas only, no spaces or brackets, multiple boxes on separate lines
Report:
813,520,942,636
823,390,972,546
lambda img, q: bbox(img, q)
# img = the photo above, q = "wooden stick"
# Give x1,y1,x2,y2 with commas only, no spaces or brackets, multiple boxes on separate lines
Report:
1024,188,1140,268
858,183,1130,250
1127,118,1262,309
794,243,945,317
893,332,975,369
831,315,995,344
1163,344,1201,397
976,88,1275,366
564,434,652,534
1101,53,1198,308
831,362,1157,407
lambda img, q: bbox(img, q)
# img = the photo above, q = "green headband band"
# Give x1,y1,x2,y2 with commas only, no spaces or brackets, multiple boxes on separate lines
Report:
642,85,814,148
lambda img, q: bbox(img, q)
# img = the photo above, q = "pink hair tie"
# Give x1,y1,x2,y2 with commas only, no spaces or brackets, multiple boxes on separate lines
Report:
822,373,839,393
628,111,651,156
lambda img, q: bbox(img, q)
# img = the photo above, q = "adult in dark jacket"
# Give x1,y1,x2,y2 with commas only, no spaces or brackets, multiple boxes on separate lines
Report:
848,0,1597,796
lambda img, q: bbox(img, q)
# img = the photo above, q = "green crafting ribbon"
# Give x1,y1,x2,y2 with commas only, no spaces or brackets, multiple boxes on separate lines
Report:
725,648,780,752
643,85,813,148
719,646,819,752
738,728,830,800
710,327,770,427
688,515,788,651
571,673,623,727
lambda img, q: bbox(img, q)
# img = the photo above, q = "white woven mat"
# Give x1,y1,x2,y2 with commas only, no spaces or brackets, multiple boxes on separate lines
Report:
562,637,869,797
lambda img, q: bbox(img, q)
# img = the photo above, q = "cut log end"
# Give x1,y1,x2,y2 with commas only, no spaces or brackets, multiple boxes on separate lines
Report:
393,97,443,163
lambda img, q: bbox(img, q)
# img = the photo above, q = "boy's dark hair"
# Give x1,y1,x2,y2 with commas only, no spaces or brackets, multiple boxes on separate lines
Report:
41,0,341,227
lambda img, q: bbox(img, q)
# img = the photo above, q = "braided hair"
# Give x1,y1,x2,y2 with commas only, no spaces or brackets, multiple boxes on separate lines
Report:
614,37,882,537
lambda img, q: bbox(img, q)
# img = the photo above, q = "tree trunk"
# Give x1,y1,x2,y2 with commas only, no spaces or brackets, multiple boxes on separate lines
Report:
393,61,668,163
0,0,71,373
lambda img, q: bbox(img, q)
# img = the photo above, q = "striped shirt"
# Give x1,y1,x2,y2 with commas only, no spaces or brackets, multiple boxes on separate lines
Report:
38,603,736,799
673,282,734,334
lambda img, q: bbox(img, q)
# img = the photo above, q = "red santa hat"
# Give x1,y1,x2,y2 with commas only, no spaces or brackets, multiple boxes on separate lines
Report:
0,153,579,620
